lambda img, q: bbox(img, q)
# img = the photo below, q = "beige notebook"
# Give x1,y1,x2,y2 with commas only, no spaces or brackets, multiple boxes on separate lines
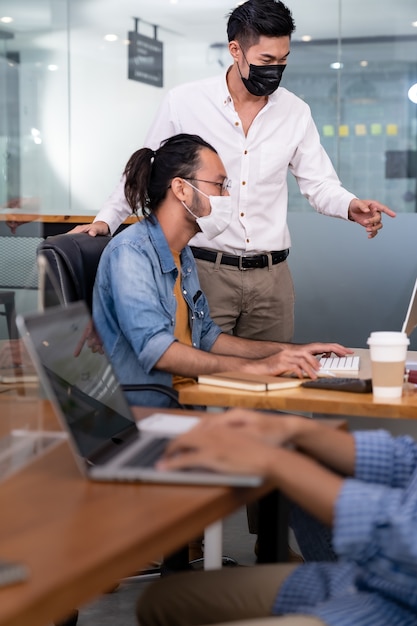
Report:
197,372,303,392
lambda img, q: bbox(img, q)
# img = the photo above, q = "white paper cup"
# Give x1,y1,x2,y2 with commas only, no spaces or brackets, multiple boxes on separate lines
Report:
367,331,409,399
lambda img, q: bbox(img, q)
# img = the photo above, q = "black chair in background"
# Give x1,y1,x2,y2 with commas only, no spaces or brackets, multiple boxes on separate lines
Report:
0,291,18,340
0,235,41,341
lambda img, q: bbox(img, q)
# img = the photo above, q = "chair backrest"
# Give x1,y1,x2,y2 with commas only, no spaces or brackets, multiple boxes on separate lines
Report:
37,233,111,311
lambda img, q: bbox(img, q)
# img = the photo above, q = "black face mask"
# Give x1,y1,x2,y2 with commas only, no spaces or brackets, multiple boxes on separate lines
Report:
238,53,286,97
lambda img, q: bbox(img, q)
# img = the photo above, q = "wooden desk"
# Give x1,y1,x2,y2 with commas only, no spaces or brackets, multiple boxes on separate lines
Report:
179,349,417,419
0,397,271,626
0,213,138,238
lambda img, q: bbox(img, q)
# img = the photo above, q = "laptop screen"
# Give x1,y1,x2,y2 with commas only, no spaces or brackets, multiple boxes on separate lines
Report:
17,302,138,460
402,276,417,338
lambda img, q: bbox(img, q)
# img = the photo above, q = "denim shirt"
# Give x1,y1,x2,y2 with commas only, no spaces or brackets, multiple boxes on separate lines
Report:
93,217,222,407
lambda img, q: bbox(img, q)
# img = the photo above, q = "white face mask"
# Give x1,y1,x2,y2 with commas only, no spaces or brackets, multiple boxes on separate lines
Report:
181,180,232,240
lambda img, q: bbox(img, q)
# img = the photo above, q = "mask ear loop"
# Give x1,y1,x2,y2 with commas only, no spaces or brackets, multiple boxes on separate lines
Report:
181,200,198,221
236,45,248,81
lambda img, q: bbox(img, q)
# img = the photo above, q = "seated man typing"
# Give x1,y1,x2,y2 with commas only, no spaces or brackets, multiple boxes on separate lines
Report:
137,410,417,626
92,133,350,406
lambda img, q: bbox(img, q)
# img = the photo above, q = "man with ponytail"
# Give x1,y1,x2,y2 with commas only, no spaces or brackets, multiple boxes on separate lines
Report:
92,133,351,408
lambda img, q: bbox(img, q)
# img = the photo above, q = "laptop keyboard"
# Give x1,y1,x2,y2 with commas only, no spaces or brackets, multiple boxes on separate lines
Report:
318,355,360,373
124,437,170,468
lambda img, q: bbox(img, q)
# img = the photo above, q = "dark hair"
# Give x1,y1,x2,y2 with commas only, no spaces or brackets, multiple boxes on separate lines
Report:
227,0,295,48
123,133,218,217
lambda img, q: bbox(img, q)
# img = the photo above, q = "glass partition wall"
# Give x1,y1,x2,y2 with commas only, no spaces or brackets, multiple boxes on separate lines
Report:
1,0,416,218
0,0,416,341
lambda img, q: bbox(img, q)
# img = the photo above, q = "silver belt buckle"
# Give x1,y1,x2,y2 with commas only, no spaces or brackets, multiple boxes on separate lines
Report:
238,255,248,270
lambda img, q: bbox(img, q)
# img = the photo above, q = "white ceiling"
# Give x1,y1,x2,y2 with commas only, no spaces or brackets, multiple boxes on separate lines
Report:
1,0,417,43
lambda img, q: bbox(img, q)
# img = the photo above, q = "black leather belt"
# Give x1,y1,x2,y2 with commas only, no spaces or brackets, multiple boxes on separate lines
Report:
191,247,289,270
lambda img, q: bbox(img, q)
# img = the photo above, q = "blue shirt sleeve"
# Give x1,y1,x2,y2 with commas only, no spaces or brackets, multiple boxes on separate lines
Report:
332,430,417,609
99,240,178,374
354,430,417,487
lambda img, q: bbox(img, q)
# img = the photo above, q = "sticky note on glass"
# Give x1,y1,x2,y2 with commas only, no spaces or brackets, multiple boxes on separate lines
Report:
323,125,335,137
339,125,349,137
371,123,382,135
386,124,398,136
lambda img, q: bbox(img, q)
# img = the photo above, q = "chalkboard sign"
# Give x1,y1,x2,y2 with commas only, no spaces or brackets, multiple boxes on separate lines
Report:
128,31,163,88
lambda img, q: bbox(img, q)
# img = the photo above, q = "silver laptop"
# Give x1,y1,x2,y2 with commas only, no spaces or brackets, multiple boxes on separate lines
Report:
16,301,261,487
402,275,417,338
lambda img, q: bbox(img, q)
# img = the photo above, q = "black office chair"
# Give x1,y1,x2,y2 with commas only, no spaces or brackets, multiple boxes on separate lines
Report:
37,232,184,408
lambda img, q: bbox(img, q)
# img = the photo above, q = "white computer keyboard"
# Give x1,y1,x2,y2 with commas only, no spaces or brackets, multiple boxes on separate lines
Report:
318,355,360,375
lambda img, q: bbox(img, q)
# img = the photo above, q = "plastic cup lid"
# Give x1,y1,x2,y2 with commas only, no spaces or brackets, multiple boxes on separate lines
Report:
367,331,409,346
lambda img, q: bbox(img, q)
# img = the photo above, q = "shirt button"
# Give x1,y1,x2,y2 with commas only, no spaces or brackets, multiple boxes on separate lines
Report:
240,212,245,217
244,150,248,155
183,289,187,295
246,238,250,243
235,121,239,127
242,181,246,186
193,343,197,347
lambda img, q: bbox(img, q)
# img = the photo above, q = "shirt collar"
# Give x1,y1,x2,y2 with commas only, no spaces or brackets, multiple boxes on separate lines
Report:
145,217,195,277
220,68,233,107
146,217,177,274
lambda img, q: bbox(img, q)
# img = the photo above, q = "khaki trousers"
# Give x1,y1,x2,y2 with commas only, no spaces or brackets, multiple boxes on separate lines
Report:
137,564,327,626
195,257,295,342
195,257,295,535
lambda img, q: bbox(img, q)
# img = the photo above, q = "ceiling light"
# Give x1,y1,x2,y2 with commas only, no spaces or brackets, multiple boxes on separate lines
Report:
330,62,343,70
408,83,417,104
0,16,13,23
412,21,417,28
104,34,118,42
170,0,178,4
47,64,58,71
301,35,312,42
31,128,42,145
360,60,368,67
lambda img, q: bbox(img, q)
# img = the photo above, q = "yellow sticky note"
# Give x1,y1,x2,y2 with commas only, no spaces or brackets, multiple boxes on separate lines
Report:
339,125,349,137
355,124,367,136
323,125,335,137
370,123,382,135
386,124,398,136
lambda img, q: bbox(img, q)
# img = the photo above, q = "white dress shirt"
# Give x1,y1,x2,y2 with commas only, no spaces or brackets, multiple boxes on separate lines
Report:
96,71,355,254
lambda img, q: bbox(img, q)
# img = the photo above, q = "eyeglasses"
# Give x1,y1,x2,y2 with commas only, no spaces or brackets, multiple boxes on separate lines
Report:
184,177,232,195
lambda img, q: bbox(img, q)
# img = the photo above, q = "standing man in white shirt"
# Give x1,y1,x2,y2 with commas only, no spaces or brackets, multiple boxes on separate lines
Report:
72,0,395,344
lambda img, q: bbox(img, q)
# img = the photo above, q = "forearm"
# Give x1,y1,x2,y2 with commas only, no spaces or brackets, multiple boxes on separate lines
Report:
266,446,344,526
288,417,356,477
211,333,285,359
154,341,252,376
96,177,132,234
